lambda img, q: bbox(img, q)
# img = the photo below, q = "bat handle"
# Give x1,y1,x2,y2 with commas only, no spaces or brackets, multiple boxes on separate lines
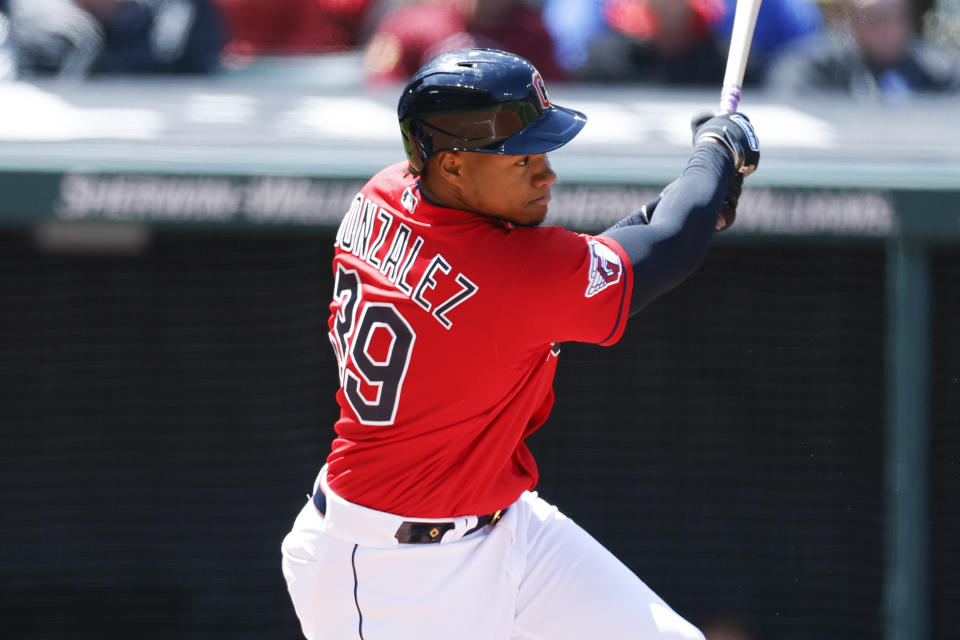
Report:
718,83,741,115
719,0,763,114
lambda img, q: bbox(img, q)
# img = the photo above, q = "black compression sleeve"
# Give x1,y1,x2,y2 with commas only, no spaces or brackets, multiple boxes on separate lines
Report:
600,142,735,315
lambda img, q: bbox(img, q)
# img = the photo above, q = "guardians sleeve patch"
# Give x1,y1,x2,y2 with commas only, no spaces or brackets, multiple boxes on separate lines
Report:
585,240,623,298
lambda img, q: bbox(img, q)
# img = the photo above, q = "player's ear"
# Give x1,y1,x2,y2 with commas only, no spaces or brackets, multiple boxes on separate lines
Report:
433,151,464,185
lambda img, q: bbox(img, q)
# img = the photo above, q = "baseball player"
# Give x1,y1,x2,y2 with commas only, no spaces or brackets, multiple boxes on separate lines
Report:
281,48,759,640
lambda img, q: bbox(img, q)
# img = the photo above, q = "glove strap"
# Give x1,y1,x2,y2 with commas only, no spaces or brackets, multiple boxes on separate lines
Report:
695,130,744,172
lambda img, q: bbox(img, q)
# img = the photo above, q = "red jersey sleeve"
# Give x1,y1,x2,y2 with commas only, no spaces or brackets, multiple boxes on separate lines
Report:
495,227,634,348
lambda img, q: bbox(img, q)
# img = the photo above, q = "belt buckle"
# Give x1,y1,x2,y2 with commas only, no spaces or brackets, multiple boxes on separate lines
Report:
489,509,503,526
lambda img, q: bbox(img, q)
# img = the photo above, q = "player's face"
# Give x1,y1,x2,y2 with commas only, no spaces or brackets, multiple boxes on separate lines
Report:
457,152,558,226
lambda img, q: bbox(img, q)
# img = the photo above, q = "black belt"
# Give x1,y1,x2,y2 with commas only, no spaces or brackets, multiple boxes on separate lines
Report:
312,490,505,544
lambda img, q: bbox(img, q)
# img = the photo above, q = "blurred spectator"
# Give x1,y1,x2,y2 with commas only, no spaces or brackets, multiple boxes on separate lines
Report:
547,0,824,80
542,0,609,73
713,0,824,82
7,0,224,79
577,0,727,85
922,0,960,50
765,0,960,100
1,1,17,80
213,0,380,61
363,0,566,85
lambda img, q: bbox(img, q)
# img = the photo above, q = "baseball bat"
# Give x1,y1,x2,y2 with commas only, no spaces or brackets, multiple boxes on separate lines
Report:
718,0,764,114
635,1,763,226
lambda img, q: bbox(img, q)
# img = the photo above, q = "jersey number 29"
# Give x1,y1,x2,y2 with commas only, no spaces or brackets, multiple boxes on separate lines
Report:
331,265,416,425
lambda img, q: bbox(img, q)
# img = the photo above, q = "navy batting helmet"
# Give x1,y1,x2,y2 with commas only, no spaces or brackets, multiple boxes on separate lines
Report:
397,49,587,174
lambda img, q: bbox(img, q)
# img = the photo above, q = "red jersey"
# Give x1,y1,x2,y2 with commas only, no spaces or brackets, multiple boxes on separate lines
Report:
325,162,633,518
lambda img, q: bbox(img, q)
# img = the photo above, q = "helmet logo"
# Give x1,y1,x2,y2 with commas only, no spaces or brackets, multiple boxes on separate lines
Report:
532,73,550,109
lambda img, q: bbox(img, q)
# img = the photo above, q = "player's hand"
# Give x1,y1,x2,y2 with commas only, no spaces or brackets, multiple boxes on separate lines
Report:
690,112,755,231
691,111,760,176
715,173,742,232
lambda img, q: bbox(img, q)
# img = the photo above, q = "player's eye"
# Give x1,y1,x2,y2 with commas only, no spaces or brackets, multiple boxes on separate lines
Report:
516,157,530,167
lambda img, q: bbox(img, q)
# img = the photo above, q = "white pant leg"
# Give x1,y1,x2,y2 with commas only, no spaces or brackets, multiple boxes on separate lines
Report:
281,498,364,639
281,494,517,640
508,493,705,640
281,486,703,640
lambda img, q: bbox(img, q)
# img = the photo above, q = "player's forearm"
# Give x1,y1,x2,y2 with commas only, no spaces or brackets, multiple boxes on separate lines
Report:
600,142,735,315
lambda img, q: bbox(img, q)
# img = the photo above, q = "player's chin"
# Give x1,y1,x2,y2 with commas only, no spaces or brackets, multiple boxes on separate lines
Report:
514,208,547,227
518,201,550,227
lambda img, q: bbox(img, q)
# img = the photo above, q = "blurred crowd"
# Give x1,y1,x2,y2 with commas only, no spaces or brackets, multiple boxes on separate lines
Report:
0,0,959,100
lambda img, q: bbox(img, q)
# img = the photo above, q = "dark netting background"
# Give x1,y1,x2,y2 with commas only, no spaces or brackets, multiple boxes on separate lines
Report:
534,241,887,639
0,230,335,640
930,247,960,640
0,229,897,639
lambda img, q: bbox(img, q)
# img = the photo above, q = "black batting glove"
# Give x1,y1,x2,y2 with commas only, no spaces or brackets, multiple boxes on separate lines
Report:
691,111,760,176
715,173,742,231
690,111,756,231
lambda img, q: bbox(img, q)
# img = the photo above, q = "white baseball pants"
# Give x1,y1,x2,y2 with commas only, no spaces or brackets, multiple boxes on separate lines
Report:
281,468,705,640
